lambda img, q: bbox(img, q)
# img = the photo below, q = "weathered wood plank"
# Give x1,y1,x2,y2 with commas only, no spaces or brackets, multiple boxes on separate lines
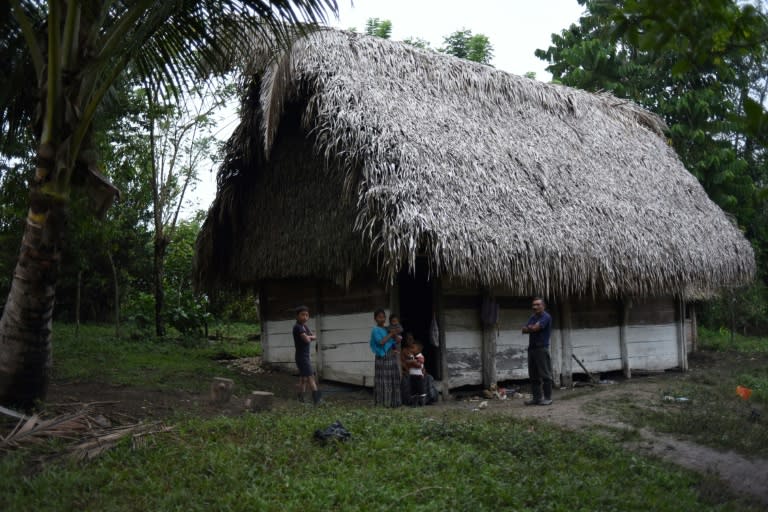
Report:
319,341,375,361
496,329,528,349
262,279,319,321
570,326,621,374
629,353,679,370
495,344,527,375
445,330,482,350
265,319,301,336
560,299,573,386
626,324,676,344
320,366,374,387
444,309,481,332
498,308,530,331
571,297,620,329
619,299,631,379
445,331,482,386
319,327,372,345
627,296,675,325
676,299,688,371
442,295,482,310
321,312,378,331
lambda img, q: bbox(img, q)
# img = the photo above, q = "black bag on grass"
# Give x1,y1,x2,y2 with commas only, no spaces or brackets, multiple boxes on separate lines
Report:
314,420,351,443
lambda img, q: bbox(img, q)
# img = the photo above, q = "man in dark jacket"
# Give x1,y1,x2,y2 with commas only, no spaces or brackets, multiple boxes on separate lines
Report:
522,297,553,406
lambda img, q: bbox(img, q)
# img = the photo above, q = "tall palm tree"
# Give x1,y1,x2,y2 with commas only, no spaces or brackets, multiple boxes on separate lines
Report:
0,0,337,408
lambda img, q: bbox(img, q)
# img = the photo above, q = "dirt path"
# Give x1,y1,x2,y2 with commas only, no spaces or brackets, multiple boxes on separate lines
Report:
445,381,768,506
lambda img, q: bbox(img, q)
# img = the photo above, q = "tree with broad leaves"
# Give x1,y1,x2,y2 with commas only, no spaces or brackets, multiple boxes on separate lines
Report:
440,29,494,65
0,0,338,409
536,0,768,333
364,17,392,39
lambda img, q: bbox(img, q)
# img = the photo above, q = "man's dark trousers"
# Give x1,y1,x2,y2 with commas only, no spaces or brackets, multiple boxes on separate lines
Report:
528,346,553,401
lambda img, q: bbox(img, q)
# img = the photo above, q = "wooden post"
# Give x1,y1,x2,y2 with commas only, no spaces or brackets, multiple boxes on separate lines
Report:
559,299,573,387
676,298,688,371
619,299,632,379
549,299,561,387
314,280,324,380
258,285,269,363
210,377,234,404
690,304,698,352
481,289,497,389
436,278,449,400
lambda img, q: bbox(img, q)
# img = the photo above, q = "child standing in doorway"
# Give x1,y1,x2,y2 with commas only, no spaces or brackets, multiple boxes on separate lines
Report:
293,305,322,405
407,341,427,406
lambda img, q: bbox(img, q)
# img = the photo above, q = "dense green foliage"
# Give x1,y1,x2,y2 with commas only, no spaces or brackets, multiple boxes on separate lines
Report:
359,18,495,65
537,0,768,333
698,325,768,353
440,29,495,65
364,17,392,38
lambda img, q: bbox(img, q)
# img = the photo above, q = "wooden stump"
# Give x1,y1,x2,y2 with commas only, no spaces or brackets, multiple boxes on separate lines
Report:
245,391,274,412
210,377,234,404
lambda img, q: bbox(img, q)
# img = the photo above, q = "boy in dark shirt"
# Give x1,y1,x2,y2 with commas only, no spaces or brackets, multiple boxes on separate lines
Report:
293,306,321,405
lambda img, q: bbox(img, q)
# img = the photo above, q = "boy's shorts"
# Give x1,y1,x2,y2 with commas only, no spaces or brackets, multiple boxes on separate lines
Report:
296,354,313,377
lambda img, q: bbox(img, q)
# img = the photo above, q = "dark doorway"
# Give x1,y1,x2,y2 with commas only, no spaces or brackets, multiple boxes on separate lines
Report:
398,258,441,379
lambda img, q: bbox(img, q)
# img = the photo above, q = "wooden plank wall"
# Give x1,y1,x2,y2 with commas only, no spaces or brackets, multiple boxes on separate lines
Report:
442,289,483,388
569,297,622,373
316,312,377,387
441,288,540,387
495,297,534,381
260,277,388,385
261,279,319,371
626,296,678,371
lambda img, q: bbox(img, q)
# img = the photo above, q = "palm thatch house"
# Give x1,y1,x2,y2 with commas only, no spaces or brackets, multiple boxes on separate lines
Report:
195,29,754,392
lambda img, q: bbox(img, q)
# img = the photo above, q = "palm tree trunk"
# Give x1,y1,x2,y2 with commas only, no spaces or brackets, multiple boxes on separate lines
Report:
0,197,66,408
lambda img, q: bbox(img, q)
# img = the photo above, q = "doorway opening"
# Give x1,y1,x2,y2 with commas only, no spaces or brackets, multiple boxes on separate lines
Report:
398,258,441,380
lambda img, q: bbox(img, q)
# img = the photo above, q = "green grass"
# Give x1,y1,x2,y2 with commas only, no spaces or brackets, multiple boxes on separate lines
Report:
1,407,761,511
698,326,768,353
585,346,768,457
53,323,261,392
2,323,764,510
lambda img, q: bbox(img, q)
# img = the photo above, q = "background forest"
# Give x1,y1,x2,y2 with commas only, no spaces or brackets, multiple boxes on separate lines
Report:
0,0,766,340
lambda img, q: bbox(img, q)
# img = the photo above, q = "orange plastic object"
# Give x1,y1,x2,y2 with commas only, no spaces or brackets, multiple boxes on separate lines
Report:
736,385,753,400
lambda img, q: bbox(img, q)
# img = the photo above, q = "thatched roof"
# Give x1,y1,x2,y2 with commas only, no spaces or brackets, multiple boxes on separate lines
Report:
195,29,754,298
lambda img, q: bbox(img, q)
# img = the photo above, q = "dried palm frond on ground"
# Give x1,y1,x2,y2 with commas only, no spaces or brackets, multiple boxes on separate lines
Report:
0,404,174,461
219,356,266,375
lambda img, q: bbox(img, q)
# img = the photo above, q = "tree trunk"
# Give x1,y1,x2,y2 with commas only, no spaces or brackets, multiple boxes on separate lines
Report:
0,197,66,408
154,237,167,337
75,270,82,338
107,251,120,339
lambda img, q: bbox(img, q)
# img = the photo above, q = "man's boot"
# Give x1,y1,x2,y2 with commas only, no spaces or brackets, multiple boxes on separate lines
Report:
539,381,553,406
312,390,323,405
525,385,541,405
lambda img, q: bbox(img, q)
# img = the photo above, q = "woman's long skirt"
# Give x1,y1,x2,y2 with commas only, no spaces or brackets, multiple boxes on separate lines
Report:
374,351,402,407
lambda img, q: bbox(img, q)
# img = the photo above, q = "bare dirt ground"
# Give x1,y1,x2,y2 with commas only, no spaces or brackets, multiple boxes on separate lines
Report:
37,353,768,506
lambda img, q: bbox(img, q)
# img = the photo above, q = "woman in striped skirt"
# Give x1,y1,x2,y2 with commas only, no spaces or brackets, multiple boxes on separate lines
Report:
369,309,402,407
